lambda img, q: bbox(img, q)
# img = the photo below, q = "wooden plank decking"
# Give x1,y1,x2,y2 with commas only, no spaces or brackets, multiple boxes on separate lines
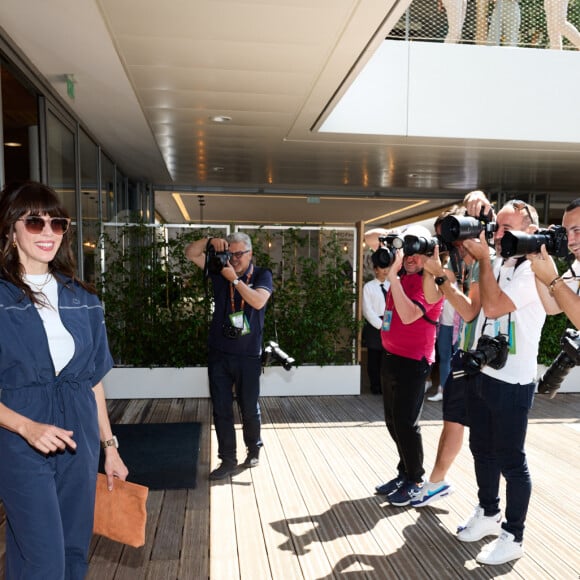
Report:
1,393,579,579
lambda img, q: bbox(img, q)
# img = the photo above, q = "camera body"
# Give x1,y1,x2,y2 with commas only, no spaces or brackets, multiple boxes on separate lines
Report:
500,225,569,258
397,234,438,256
439,210,497,245
206,245,230,275
462,333,510,375
537,328,580,398
374,235,398,268
374,232,451,263
222,324,243,339
262,340,295,371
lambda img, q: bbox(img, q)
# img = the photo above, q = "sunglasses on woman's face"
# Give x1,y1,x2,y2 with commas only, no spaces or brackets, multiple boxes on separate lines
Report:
18,216,71,235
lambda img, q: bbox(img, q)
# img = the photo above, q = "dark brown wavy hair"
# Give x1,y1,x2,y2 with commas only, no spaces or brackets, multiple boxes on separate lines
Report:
0,180,96,303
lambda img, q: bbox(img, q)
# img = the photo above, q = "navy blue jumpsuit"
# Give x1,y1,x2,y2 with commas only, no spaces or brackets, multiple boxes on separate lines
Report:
0,276,113,579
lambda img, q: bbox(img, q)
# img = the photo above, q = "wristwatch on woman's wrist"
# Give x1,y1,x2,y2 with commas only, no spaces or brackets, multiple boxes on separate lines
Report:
101,436,119,450
435,275,448,286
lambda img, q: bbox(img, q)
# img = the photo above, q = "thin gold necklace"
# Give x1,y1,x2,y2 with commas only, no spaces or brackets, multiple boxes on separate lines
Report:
26,272,53,291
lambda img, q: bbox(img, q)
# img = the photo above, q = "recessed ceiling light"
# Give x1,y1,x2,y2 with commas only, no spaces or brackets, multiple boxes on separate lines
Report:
209,115,232,123
4,142,22,147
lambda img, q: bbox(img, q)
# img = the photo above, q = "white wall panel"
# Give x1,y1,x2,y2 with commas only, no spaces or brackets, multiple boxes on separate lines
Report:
321,40,580,145
320,41,409,135
408,43,580,142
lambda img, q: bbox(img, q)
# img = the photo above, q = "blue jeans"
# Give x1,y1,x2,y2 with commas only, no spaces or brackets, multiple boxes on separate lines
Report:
208,349,263,463
437,324,457,390
466,373,535,542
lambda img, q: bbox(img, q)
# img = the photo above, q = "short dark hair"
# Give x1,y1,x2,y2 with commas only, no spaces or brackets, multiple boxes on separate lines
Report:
371,251,383,269
565,198,580,213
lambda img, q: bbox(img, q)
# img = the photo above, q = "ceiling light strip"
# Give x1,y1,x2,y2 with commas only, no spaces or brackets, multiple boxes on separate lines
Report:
172,193,191,222
364,200,430,225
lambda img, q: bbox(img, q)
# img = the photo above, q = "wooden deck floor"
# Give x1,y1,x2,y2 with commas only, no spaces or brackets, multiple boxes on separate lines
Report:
1,393,579,579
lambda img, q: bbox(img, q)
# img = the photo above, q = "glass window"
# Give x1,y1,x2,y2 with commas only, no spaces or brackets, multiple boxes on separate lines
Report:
46,110,76,219
116,169,127,219
101,154,115,222
80,129,99,282
1,61,39,184
46,109,78,271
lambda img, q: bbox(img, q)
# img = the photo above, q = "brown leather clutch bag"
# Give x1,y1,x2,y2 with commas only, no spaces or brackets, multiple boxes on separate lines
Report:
93,473,149,548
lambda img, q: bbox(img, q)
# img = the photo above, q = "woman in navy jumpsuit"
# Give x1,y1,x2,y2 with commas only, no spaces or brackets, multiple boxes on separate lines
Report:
0,181,128,579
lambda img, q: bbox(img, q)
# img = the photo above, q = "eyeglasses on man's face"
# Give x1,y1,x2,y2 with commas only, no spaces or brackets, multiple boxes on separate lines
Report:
228,249,250,259
18,216,71,235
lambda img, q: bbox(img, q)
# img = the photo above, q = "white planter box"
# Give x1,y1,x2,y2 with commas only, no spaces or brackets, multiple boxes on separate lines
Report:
103,367,210,399
103,364,361,399
261,364,361,397
536,364,580,395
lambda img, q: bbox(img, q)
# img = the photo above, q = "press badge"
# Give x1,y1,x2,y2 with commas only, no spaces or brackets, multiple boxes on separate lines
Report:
491,319,516,354
382,310,393,332
230,311,250,335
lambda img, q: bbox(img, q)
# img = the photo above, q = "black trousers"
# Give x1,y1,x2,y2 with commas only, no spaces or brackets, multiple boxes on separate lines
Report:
367,347,384,392
382,351,431,483
208,349,263,463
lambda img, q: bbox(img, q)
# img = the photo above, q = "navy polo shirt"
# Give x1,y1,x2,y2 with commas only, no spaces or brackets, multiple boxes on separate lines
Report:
208,265,273,356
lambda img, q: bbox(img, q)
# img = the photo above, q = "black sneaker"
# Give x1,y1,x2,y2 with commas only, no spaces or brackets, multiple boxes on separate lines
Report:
242,452,259,468
388,481,424,507
209,460,238,480
375,475,406,495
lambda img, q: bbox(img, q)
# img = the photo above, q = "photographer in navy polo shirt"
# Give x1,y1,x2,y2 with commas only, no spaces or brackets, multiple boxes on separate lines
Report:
185,232,272,480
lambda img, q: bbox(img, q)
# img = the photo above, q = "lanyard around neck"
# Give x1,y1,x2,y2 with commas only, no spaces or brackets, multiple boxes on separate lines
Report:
229,263,254,312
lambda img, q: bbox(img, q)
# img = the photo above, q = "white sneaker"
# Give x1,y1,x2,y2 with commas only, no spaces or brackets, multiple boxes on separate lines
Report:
428,389,443,402
457,505,502,542
411,480,454,507
476,531,524,565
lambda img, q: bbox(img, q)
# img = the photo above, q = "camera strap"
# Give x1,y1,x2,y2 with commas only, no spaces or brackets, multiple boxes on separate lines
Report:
386,272,439,326
485,256,525,348
565,260,580,295
203,237,214,279
229,263,254,312
411,300,438,326
449,247,471,294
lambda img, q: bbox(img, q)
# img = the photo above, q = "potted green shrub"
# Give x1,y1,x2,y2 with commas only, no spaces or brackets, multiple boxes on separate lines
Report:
98,223,361,398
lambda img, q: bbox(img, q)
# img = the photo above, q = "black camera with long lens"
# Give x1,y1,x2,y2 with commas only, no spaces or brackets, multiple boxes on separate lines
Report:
399,234,439,256
462,333,510,374
500,226,569,259
206,245,230,275
439,208,497,244
374,235,398,268
262,340,295,371
435,234,453,254
537,328,580,398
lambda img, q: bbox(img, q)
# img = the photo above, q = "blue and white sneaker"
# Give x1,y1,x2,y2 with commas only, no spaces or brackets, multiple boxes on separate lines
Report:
388,480,424,507
375,475,406,496
410,480,454,507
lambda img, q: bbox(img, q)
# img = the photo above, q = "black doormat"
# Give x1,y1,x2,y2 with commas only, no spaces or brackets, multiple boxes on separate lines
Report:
99,422,201,490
